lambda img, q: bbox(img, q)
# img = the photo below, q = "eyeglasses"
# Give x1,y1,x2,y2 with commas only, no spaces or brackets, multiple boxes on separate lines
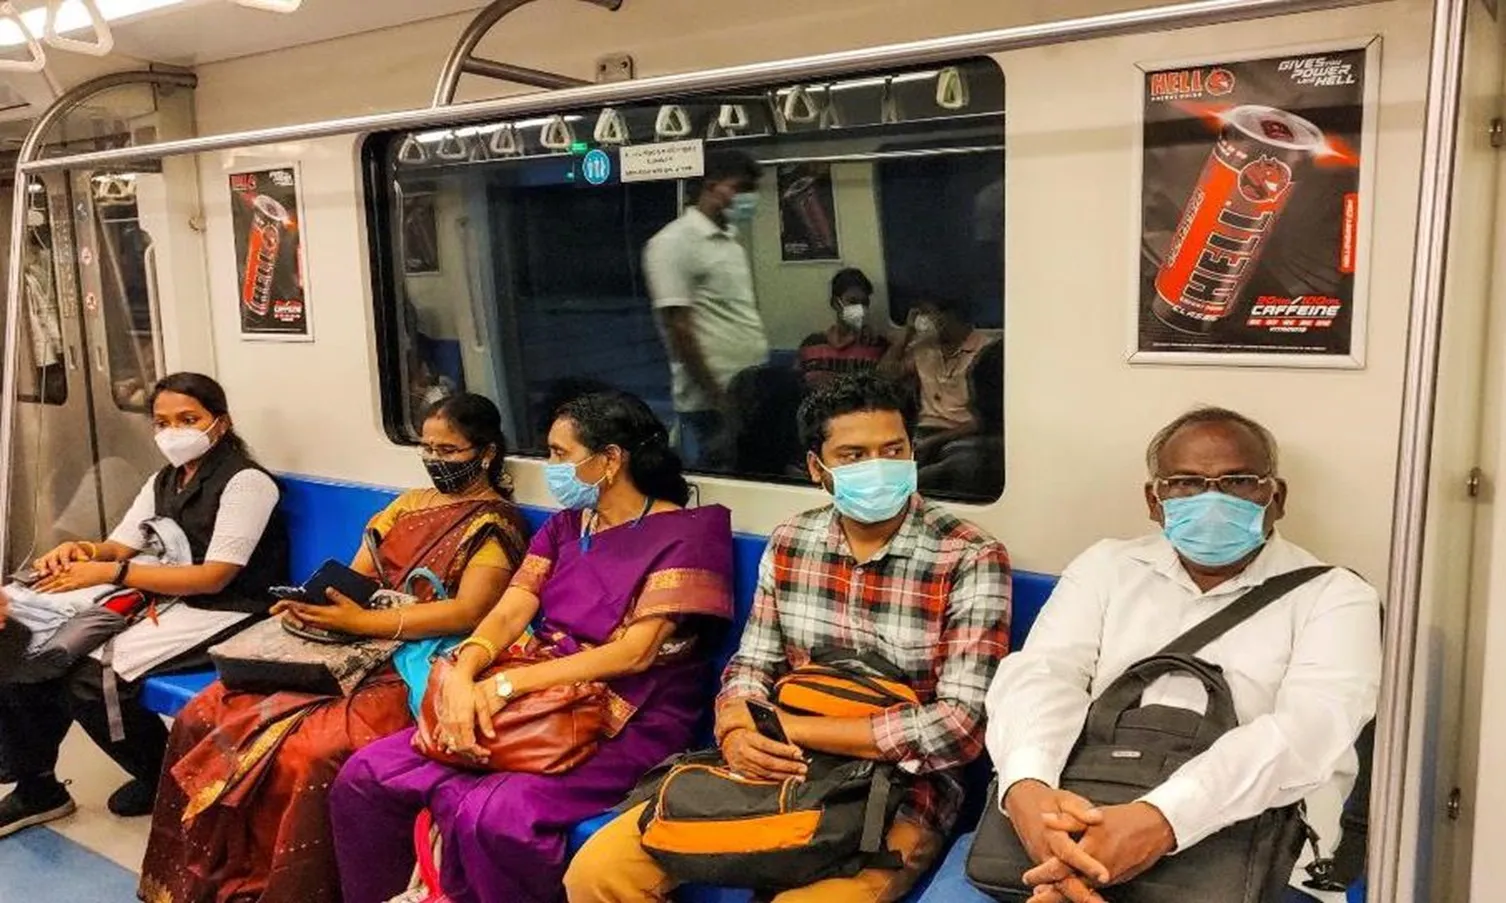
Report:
1153,473,1273,501
419,444,475,460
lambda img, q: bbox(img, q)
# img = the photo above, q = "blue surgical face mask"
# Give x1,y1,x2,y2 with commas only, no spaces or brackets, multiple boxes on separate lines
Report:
545,455,604,511
1160,491,1269,567
820,458,917,524
726,191,759,223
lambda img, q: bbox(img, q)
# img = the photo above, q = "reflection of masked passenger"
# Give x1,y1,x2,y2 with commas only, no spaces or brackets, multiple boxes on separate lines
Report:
797,268,890,390
879,295,991,466
643,150,770,469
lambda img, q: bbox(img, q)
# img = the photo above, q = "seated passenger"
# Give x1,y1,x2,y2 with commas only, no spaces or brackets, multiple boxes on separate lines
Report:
330,390,735,903
565,374,1011,903
0,372,288,836
797,268,891,390
916,407,1381,903
918,337,1003,498
879,295,992,467
138,393,530,903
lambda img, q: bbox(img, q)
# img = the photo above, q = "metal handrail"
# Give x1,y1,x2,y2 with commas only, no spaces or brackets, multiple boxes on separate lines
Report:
1369,0,1469,899
18,0,1384,175
432,0,623,105
0,69,196,576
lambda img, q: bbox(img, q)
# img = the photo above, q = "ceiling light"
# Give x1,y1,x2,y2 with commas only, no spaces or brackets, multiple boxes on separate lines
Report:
0,0,187,50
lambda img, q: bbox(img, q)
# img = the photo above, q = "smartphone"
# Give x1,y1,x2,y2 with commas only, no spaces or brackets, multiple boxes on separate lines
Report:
747,699,789,745
287,559,381,607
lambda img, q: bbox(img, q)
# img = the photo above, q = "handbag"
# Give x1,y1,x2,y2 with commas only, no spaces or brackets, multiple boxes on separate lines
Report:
209,589,416,695
966,566,1333,903
414,654,609,774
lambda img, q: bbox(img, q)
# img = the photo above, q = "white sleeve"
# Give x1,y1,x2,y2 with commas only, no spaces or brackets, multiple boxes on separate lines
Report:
106,480,158,551
644,231,696,310
984,545,1109,808
1140,573,1382,850
203,470,281,566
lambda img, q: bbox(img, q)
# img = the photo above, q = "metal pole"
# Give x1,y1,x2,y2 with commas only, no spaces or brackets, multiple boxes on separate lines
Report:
1368,0,1469,900
461,56,588,91
432,0,621,106
0,69,196,571
27,0,1383,174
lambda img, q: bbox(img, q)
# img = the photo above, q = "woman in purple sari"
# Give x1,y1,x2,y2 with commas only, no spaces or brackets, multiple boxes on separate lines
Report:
331,390,734,903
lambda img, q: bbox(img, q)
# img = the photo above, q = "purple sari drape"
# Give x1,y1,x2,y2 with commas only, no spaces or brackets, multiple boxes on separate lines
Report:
330,505,734,903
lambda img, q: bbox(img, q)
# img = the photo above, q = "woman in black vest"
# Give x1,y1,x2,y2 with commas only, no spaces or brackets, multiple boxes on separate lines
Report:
0,372,288,837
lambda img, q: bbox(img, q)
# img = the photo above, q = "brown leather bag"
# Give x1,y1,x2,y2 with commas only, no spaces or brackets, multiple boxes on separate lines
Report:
414,654,609,775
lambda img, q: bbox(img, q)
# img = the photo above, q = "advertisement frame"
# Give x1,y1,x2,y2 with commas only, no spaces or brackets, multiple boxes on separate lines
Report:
229,161,315,344
776,161,844,264
1126,36,1381,369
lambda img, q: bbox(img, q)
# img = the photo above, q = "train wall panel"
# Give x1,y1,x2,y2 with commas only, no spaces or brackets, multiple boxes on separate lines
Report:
183,0,1426,584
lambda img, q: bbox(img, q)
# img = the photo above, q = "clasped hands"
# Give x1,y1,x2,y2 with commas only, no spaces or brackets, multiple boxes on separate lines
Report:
1004,779,1177,903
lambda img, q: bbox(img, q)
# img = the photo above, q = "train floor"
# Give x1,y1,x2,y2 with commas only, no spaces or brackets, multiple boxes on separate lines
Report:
0,727,148,902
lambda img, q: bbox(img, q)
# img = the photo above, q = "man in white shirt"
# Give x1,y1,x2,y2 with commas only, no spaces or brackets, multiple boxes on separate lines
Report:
643,149,770,468
916,406,1381,903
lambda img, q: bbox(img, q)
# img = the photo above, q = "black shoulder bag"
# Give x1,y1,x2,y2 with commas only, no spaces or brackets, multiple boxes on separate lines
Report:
966,565,1332,903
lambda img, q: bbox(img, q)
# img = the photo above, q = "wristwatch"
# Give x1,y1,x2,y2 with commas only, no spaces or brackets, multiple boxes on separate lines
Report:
493,672,516,702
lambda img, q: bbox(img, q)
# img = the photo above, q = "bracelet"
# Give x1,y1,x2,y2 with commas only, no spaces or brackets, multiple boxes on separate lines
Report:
391,609,406,641
455,635,500,667
114,561,130,587
78,541,98,561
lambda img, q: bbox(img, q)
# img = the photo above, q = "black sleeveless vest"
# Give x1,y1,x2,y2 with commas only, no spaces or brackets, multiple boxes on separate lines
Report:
151,440,290,614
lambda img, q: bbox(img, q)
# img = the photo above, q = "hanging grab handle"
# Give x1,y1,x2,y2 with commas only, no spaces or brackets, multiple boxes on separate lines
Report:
819,85,842,130
936,67,969,110
436,131,470,161
880,77,901,124
782,85,821,124
654,105,691,140
594,107,629,145
539,115,576,151
0,3,48,73
488,123,520,156
707,104,749,139
231,0,303,11
397,135,430,165
45,0,113,57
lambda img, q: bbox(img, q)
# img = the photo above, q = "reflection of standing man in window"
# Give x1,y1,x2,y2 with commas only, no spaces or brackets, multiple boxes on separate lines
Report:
643,150,770,469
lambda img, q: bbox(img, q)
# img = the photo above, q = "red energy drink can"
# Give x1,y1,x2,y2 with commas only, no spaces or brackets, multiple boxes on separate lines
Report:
1153,104,1326,333
240,194,291,317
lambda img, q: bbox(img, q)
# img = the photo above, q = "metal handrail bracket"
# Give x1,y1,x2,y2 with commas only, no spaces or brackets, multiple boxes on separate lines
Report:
432,0,623,105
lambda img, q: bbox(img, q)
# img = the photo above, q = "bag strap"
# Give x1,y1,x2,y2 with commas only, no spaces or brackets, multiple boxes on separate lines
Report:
1155,565,1332,657
859,764,904,869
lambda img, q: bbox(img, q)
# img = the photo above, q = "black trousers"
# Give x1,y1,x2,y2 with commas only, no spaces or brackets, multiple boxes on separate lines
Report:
0,658,169,788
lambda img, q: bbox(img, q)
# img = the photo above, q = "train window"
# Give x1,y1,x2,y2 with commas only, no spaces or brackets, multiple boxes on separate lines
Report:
91,174,162,412
364,57,1005,503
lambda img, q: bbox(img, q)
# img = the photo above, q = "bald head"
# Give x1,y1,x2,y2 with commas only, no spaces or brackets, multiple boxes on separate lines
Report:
1146,408,1278,478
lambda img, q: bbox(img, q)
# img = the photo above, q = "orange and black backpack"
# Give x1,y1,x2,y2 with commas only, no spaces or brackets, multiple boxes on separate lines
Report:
630,648,918,891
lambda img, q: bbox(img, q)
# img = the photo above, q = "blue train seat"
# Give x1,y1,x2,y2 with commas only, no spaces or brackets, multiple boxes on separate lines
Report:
138,474,1061,903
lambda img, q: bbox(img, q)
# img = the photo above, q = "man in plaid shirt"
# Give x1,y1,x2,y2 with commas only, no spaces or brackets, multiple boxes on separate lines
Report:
568,374,1011,903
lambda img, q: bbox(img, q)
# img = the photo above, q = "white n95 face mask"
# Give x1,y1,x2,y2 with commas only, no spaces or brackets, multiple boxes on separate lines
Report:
155,420,218,467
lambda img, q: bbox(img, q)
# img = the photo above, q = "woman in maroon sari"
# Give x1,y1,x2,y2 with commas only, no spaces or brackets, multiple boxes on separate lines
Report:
331,390,735,903
140,394,531,903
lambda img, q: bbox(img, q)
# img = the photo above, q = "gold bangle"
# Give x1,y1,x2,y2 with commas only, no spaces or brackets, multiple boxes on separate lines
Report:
391,609,406,641
77,541,98,561
456,636,499,666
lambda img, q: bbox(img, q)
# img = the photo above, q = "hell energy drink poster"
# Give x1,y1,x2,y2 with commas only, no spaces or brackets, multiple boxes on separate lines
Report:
1134,43,1376,367
229,165,312,340
777,162,840,262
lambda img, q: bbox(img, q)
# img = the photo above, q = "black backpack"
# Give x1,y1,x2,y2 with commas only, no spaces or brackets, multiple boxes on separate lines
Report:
966,566,1333,903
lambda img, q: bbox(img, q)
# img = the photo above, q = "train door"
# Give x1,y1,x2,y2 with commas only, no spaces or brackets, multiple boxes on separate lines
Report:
4,166,176,572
